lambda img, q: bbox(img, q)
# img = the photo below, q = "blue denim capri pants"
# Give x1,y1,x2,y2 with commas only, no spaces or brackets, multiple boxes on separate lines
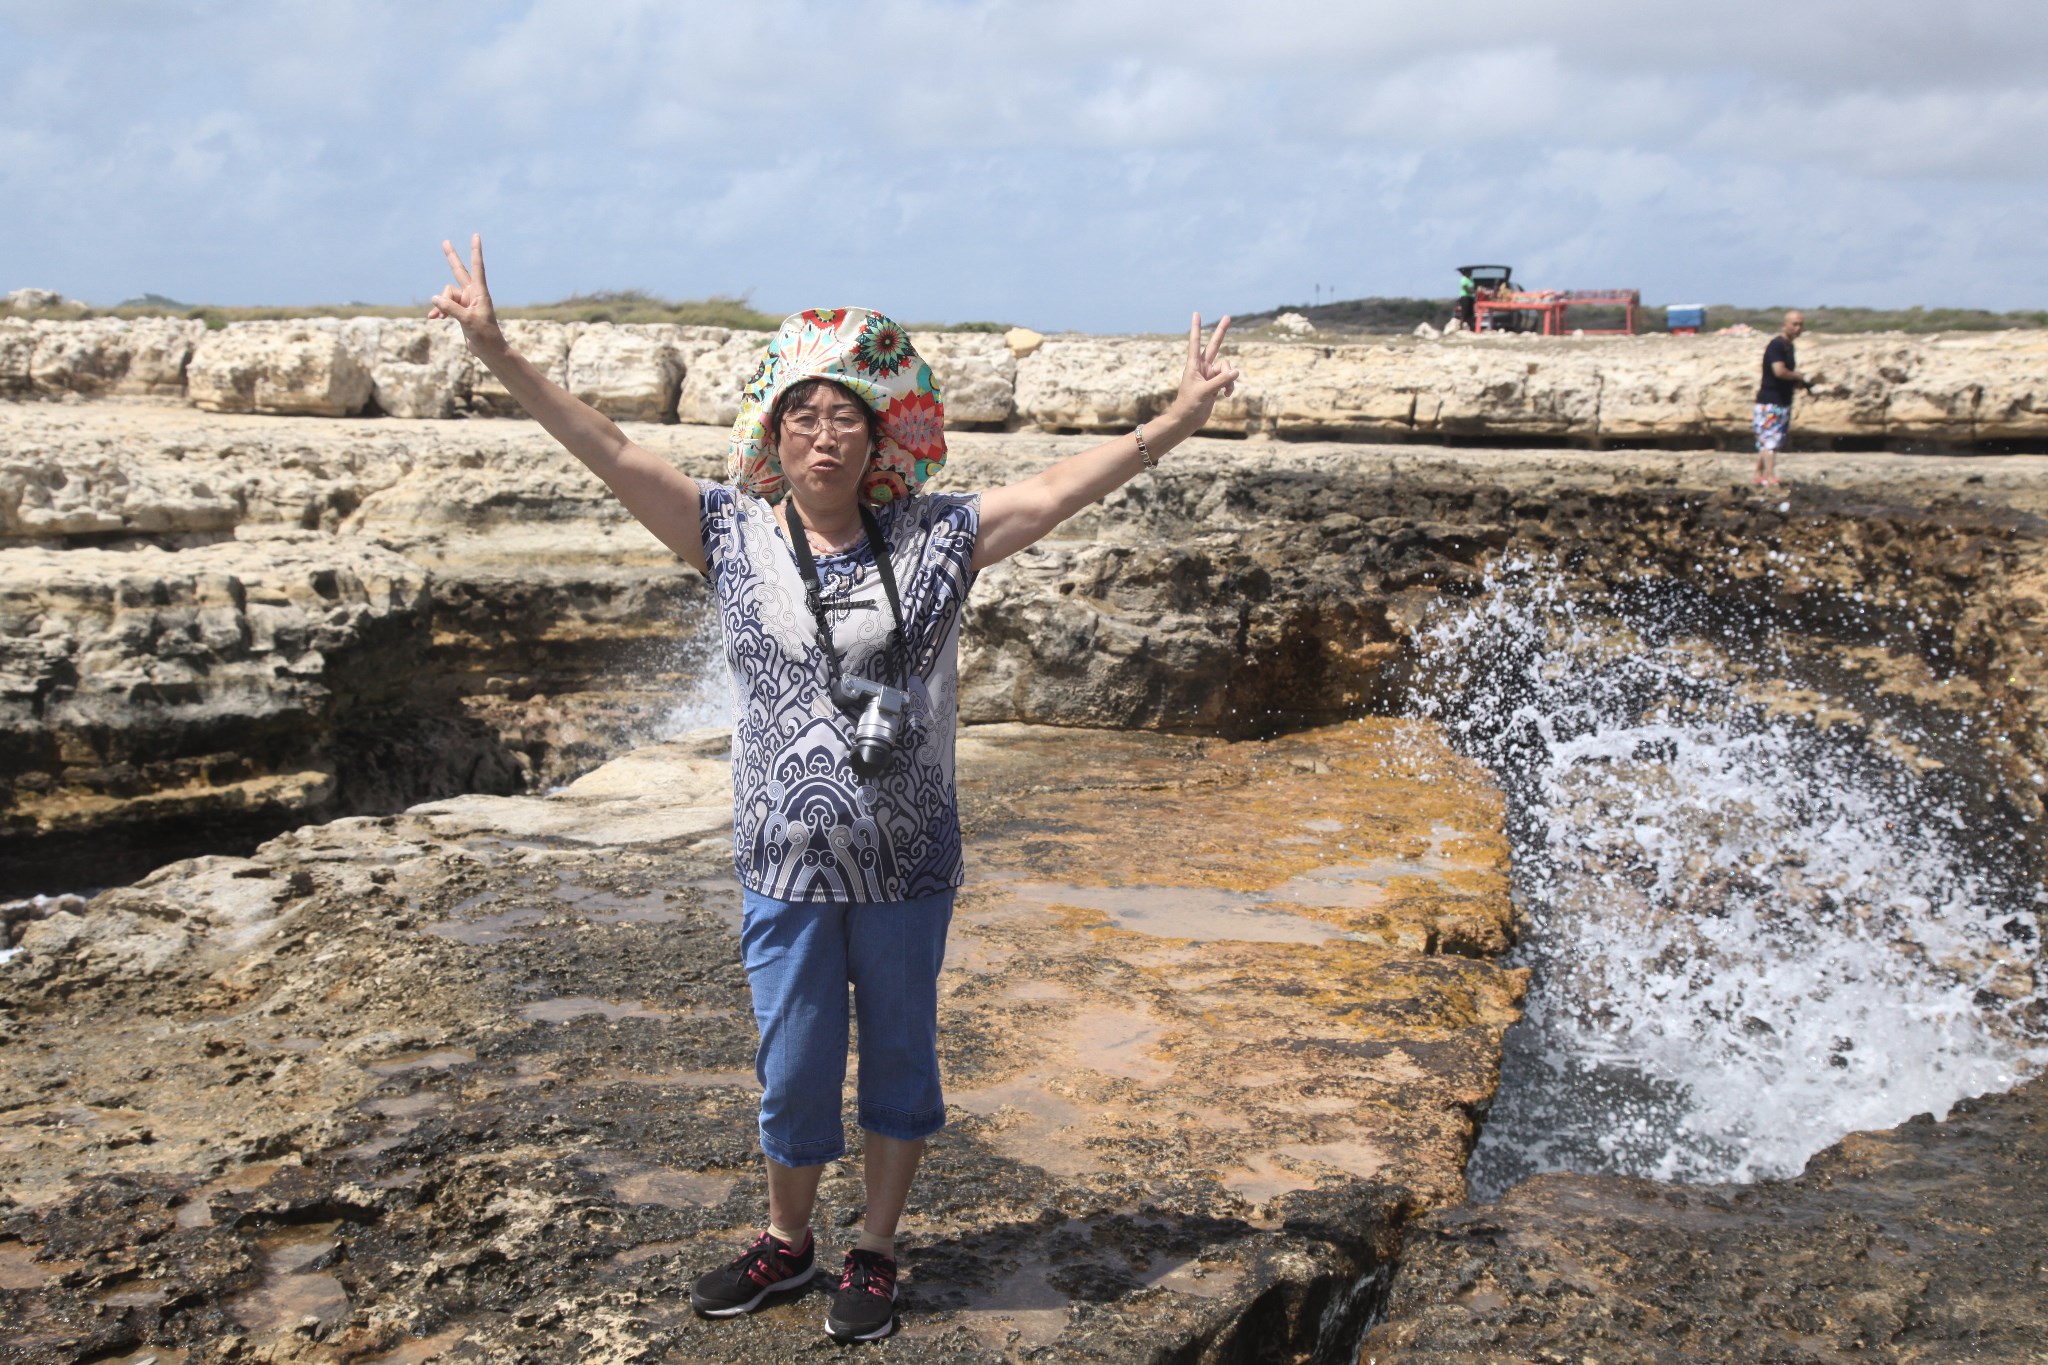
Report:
739,887,954,1168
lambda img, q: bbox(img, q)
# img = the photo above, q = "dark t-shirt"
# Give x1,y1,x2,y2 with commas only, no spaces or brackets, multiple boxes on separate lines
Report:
1757,335,1798,406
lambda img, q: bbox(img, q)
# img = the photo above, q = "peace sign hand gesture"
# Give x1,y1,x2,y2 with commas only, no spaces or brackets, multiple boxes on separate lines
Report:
1167,313,1240,429
428,233,506,358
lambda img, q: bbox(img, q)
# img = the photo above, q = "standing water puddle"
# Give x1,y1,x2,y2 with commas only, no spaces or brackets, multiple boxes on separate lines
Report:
428,873,682,945
1412,562,2048,1192
993,878,1372,942
519,996,670,1024
227,1222,349,1335
581,1154,735,1208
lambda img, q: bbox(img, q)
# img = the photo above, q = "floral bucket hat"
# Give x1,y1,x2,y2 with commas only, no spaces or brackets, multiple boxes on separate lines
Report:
727,307,947,504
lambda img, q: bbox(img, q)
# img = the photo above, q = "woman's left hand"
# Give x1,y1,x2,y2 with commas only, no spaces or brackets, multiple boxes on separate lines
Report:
1166,313,1240,429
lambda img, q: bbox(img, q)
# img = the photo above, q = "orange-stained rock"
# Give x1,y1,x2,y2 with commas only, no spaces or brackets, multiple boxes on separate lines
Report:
1,718,1518,1360
945,721,1523,1221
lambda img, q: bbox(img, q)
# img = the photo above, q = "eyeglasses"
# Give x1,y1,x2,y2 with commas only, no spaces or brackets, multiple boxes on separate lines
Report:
782,412,867,437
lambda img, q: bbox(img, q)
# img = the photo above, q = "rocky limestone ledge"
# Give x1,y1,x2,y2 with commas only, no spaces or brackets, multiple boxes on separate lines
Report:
0,537,418,817
0,536,530,888
8,404,2048,885
0,406,725,883
12,318,2046,443
1358,1076,2048,1362
185,318,378,418
0,400,707,549
0,719,1519,1362
0,317,207,400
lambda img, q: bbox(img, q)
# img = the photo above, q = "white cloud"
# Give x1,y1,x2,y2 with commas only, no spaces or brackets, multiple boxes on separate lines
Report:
0,0,2041,324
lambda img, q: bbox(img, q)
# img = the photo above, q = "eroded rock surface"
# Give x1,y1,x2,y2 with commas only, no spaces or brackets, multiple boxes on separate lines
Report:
8,401,2048,888
1358,1077,2048,1363
0,536,532,893
27,318,205,400
14,320,2048,444
0,718,1517,1363
672,330,772,428
361,319,473,421
4,402,2047,1360
0,405,719,890
186,321,376,419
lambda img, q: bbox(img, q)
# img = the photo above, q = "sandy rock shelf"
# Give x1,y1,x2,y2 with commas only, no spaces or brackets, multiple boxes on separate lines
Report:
0,718,1518,1363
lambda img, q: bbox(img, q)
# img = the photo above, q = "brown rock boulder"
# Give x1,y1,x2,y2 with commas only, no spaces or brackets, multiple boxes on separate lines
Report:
360,317,473,419
673,329,773,428
913,331,1018,425
1,318,41,395
27,317,205,399
186,320,374,416
465,319,581,417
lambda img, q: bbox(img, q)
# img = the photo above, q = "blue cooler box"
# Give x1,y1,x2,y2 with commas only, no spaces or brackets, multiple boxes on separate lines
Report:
1666,304,1706,331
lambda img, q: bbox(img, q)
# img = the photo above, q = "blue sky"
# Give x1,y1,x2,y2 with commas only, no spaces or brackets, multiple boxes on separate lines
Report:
3,0,2041,332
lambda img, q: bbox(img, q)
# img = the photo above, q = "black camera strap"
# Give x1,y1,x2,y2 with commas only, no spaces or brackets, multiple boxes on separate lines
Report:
782,500,908,699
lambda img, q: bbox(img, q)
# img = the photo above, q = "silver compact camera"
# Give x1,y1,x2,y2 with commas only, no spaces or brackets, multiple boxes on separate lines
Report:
834,676,911,778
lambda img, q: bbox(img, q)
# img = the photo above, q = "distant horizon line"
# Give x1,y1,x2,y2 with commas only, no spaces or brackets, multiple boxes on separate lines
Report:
10,289,2046,337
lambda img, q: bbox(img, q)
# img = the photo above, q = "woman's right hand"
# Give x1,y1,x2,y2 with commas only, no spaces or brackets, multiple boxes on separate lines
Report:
428,233,505,357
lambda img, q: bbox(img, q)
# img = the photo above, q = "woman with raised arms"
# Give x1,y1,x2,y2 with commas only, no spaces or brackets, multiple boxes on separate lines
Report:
429,235,1237,1342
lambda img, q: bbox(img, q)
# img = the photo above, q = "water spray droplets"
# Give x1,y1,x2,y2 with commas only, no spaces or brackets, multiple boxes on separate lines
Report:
1410,556,2047,1195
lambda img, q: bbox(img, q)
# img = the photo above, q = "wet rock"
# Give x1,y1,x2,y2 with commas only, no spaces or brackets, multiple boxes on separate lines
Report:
3,891,84,946
11,854,290,995
2,406,2045,1358
187,320,375,418
0,717,1513,1362
961,529,1404,734
1359,1077,2048,1363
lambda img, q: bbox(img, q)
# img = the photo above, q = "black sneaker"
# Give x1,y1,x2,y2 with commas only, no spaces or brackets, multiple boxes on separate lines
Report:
824,1247,898,1342
689,1229,816,1316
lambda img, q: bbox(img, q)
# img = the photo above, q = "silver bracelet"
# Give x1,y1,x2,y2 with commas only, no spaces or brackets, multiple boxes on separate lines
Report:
1135,422,1154,470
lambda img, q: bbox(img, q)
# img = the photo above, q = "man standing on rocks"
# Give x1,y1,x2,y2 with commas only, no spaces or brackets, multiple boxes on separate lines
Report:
1754,310,1815,487
428,234,1238,1342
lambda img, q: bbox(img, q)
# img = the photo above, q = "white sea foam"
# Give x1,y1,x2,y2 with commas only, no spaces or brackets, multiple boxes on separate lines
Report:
1408,561,2047,1194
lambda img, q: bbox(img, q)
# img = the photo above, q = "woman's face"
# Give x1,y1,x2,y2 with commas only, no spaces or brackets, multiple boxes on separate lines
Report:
777,385,872,508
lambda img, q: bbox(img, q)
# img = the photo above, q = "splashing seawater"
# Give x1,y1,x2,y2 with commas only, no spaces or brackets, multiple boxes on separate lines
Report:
650,624,733,742
1405,560,2047,1195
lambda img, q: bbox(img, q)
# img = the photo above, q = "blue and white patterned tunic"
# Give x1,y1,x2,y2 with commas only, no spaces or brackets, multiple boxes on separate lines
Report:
699,484,981,902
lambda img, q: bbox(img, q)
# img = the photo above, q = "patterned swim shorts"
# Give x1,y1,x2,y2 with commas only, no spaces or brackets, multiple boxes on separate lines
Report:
1753,403,1791,451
